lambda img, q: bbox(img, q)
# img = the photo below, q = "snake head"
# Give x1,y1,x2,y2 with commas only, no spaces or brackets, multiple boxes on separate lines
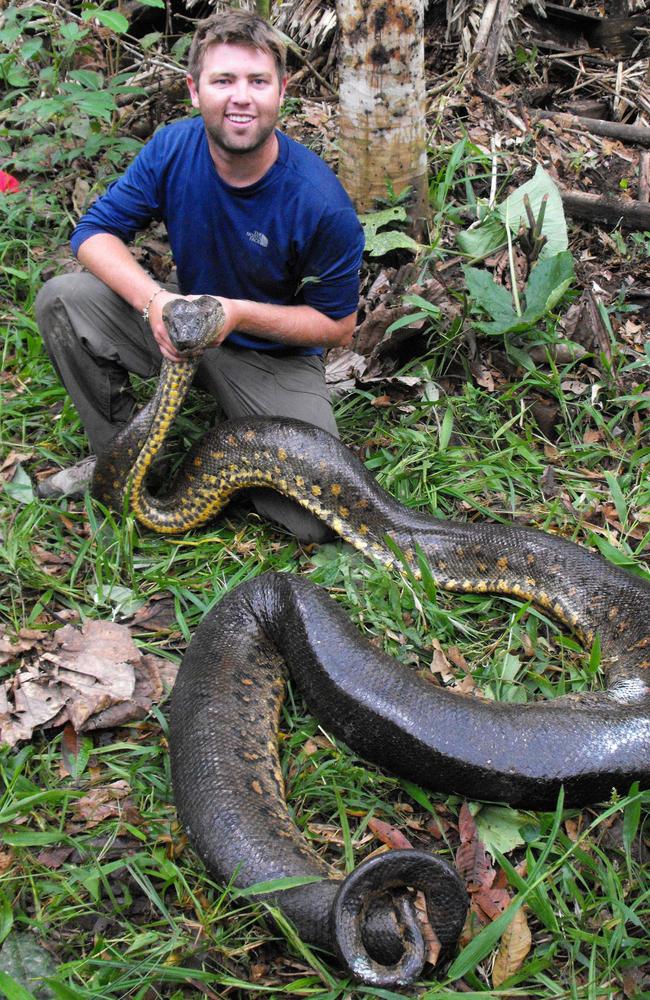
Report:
163,295,225,355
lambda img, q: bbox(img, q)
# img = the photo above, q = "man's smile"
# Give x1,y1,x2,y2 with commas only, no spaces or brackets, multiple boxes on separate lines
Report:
226,114,255,124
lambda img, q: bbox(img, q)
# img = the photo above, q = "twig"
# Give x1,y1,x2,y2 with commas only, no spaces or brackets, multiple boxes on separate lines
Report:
286,43,336,96
475,88,527,133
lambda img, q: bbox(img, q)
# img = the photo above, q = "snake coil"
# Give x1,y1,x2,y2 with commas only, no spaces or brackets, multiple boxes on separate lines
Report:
93,298,650,985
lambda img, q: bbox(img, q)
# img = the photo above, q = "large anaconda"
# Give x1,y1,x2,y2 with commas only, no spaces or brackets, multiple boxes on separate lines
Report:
93,297,650,986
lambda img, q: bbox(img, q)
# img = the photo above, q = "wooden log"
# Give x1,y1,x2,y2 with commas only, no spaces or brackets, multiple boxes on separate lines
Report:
559,188,650,229
530,109,650,148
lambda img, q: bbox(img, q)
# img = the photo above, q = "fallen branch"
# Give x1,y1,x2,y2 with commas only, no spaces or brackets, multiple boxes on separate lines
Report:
558,188,650,229
530,109,650,148
639,151,650,203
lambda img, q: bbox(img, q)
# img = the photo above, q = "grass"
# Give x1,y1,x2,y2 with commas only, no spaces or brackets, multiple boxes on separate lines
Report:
1,138,649,1000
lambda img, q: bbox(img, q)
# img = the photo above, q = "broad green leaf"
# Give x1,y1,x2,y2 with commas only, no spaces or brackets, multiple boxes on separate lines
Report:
77,94,117,121
59,22,88,40
497,164,568,258
385,310,428,334
359,205,408,238
456,213,507,259
66,69,104,88
81,8,129,33
463,266,516,324
3,466,34,505
521,251,574,320
19,38,43,60
365,230,420,257
137,0,165,6
473,805,527,855
359,206,420,256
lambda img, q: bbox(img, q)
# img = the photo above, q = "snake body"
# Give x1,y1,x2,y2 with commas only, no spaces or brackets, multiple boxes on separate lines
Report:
92,298,650,985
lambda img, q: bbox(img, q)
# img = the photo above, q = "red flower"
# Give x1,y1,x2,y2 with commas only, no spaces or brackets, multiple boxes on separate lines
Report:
0,170,20,194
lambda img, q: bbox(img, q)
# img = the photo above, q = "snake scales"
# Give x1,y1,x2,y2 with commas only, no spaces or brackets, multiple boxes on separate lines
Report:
93,297,650,986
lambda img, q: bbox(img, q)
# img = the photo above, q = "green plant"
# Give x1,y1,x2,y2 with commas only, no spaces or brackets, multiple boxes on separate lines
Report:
463,250,575,339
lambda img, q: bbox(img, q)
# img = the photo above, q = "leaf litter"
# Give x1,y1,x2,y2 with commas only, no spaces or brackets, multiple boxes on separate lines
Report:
0,620,176,747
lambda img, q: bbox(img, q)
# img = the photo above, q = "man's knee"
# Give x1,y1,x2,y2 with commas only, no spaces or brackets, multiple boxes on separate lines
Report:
251,490,336,544
36,272,90,315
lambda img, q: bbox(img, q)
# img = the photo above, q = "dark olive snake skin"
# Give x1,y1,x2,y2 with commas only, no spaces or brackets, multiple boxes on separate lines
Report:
93,298,650,986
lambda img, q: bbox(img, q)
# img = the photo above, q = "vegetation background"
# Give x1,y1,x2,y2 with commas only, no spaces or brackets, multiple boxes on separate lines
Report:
0,1,648,998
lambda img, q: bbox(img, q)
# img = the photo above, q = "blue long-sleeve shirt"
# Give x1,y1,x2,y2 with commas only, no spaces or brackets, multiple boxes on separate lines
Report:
71,118,364,353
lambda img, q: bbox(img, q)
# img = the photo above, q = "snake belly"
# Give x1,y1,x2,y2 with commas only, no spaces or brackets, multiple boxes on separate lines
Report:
92,298,650,984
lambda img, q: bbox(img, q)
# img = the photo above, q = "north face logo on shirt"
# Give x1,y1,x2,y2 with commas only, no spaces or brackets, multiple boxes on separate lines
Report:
247,230,269,248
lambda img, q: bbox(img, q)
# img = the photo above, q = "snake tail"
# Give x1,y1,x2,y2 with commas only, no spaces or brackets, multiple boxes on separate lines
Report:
170,571,468,985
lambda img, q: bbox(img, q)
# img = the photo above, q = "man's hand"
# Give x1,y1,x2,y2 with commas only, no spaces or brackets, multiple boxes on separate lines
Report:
148,293,239,360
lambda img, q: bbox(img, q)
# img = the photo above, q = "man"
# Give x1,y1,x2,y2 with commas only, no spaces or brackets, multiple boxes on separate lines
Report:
35,10,364,542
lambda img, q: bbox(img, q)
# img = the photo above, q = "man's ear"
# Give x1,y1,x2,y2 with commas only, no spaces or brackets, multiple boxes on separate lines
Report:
187,73,200,109
279,76,288,104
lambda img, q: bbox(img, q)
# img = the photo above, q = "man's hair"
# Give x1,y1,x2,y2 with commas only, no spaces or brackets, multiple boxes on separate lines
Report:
188,10,286,84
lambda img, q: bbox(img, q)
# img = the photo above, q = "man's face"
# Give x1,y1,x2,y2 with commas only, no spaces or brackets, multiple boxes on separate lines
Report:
187,43,286,157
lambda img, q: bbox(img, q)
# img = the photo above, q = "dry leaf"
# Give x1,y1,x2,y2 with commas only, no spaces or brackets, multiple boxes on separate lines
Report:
0,620,174,746
35,846,74,870
429,639,455,683
0,848,14,874
0,450,34,484
492,906,532,986
368,817,414,851
473,885,512,922
73,780,139,827
446,645,468,672
456,804,496,891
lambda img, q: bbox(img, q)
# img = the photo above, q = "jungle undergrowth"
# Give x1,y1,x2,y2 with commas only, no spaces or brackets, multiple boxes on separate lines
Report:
0,8,649,999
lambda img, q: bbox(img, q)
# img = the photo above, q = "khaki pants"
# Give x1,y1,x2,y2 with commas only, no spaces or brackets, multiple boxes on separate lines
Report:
35,272,338,542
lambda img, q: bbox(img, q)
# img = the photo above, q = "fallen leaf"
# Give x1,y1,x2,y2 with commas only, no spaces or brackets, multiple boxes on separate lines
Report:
60,723,84,777
127,594,177,633
0,630,47,666
73,780,140,828
492,905,532,986
473,805,527,856
0,621,174,746
368,817,414,851
31,545,75,571
35,846,75,869
414,893,442,967
456,804,495,891
0,451,34,485
470,359,496,392
446,645,469,673
429,639,455,683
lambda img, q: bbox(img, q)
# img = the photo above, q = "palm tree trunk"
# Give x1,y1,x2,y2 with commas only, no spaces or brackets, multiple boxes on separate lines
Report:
335,0,429,240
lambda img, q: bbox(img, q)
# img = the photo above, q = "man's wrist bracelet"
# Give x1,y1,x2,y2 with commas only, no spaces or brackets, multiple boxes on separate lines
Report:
142,287,165,325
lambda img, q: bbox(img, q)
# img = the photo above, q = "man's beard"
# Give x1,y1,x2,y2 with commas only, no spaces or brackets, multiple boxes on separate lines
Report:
206,118,278,156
